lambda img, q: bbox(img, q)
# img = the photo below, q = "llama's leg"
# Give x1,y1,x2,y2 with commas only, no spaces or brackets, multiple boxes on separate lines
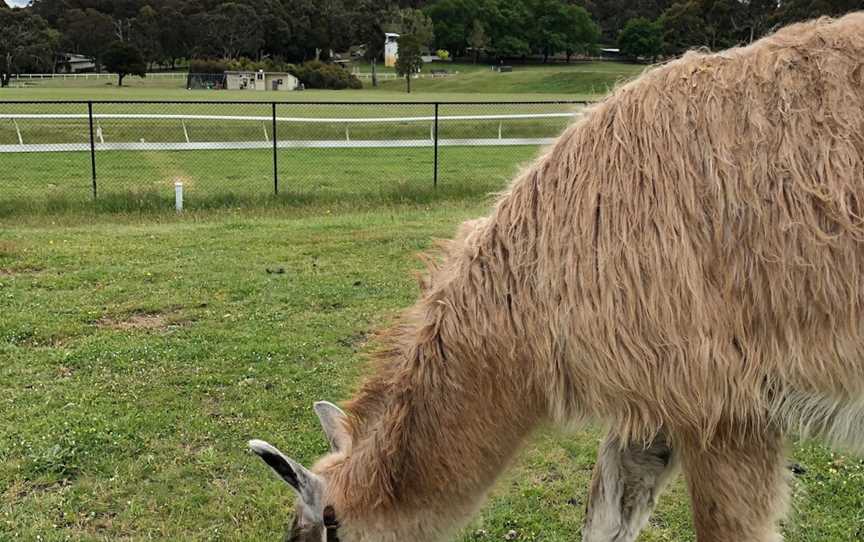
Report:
680,429,789,542
582,430,678,542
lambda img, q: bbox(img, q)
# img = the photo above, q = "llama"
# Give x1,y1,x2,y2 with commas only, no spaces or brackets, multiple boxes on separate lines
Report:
250,12,864,542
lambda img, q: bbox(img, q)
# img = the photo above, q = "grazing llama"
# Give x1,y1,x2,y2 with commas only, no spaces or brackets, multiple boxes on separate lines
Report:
250,12,864,542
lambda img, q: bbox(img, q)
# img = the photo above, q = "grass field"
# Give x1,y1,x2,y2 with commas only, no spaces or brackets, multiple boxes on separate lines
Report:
4,59,864,541
3,203,864,541
0,146,539,217
3,61,643,102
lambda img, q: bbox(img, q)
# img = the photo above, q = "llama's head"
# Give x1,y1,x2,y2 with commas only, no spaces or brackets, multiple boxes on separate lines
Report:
250,401,357,542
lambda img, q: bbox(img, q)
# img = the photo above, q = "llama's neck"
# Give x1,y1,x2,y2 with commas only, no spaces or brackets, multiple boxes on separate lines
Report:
336,262,545,533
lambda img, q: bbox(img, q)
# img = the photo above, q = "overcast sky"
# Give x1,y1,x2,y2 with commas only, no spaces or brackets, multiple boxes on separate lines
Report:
5,0,30,6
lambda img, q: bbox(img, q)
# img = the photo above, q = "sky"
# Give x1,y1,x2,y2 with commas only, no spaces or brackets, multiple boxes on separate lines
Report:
5,0,30,6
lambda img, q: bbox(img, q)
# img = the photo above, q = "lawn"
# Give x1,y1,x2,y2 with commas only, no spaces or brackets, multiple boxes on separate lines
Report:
3,202,864,541
1,61,642,102
0,146,541,217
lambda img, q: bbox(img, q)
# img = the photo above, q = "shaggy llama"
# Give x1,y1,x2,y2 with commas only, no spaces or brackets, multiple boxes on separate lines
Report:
250,12,864,542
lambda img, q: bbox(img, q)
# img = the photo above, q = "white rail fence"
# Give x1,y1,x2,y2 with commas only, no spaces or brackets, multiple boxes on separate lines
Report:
13,72,454,80
0,111,584,154
12,72,188,80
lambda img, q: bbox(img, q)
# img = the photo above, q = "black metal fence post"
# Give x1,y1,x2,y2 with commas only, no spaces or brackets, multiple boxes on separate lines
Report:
433,103,439,189
87,101,97,199
272,102,279,195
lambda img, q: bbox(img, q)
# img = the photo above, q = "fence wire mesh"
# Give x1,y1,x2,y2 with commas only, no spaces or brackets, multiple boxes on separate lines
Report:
0,100,591,213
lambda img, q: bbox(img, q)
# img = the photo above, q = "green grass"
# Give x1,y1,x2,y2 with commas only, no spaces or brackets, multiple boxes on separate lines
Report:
1,61,642,102
3,202,864,541
0,146,540,217
376,61,645,96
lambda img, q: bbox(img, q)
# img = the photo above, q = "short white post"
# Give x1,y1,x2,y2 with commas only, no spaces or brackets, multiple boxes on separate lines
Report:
175,181,184,212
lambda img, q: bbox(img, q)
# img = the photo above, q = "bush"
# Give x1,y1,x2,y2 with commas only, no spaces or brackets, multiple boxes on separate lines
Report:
618,17,663,61
225,57,293,73
289,61,362,90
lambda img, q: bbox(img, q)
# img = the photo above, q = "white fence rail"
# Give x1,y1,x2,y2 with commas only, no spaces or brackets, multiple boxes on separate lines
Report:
0,110,583,153
12,72,454,81
351,72,456,79
12,72,188,80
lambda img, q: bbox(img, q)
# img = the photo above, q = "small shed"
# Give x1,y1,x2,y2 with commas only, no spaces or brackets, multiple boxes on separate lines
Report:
224,70,298,91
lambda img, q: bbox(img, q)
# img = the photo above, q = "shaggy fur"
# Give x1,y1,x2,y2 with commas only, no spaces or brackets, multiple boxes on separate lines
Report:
255,13,864,542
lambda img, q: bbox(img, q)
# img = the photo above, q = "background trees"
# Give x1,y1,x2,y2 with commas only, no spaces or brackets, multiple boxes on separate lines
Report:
394,33,423,93
0,8,58,86
0,0,860,79
618,17,663,61
58,8,114,70
102,40,146,85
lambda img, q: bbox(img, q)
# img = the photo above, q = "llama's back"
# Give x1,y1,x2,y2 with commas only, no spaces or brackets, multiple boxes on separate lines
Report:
481,12,864,444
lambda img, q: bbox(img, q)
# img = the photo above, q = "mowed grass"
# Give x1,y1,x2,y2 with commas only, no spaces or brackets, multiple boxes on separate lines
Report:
0,146,541,217
3,202,864,541
1,61,642,102
375,61,646,96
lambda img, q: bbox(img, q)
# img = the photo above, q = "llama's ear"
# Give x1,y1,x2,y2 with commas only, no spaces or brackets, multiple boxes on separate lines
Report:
314,401,351,453
248,439,323,506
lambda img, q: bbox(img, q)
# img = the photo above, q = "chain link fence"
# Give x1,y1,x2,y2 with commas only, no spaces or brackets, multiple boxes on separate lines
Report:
0,100,591,214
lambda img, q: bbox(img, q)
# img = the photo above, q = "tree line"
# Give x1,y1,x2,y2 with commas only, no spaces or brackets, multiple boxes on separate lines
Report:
1,0,862,87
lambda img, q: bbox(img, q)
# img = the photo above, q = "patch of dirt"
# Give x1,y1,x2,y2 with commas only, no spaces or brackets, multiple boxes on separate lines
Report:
96,307,191,331
0,265,43,276
0,240,18,257
338,331,369,350
3,479,68,502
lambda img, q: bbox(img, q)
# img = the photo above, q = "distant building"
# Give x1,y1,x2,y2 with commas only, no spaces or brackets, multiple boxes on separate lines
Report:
384,33,400,67
224,70,299,91
56,53,95,73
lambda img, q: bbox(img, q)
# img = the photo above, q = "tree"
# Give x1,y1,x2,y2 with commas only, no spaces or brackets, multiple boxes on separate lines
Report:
305,0,354,60
59,8,114,71
394,34,423,93
527,0,568,62
398,8,435,48
353,0,397,87
774,0,862,25
657,0,754,54
483,0,532,61
741,0,779,42
157,7,189,70
618,17,663,61
132,5,161,69
659,1,709,54
199,3,263,59
103,40,145,86
575,0,673,43
467,20,488,63
424,0,478,56
561,4,600,62
0,9,59,87
30,0,66,26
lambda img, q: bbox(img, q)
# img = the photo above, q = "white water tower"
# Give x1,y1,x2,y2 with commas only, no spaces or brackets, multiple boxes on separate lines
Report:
384,33,400,67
